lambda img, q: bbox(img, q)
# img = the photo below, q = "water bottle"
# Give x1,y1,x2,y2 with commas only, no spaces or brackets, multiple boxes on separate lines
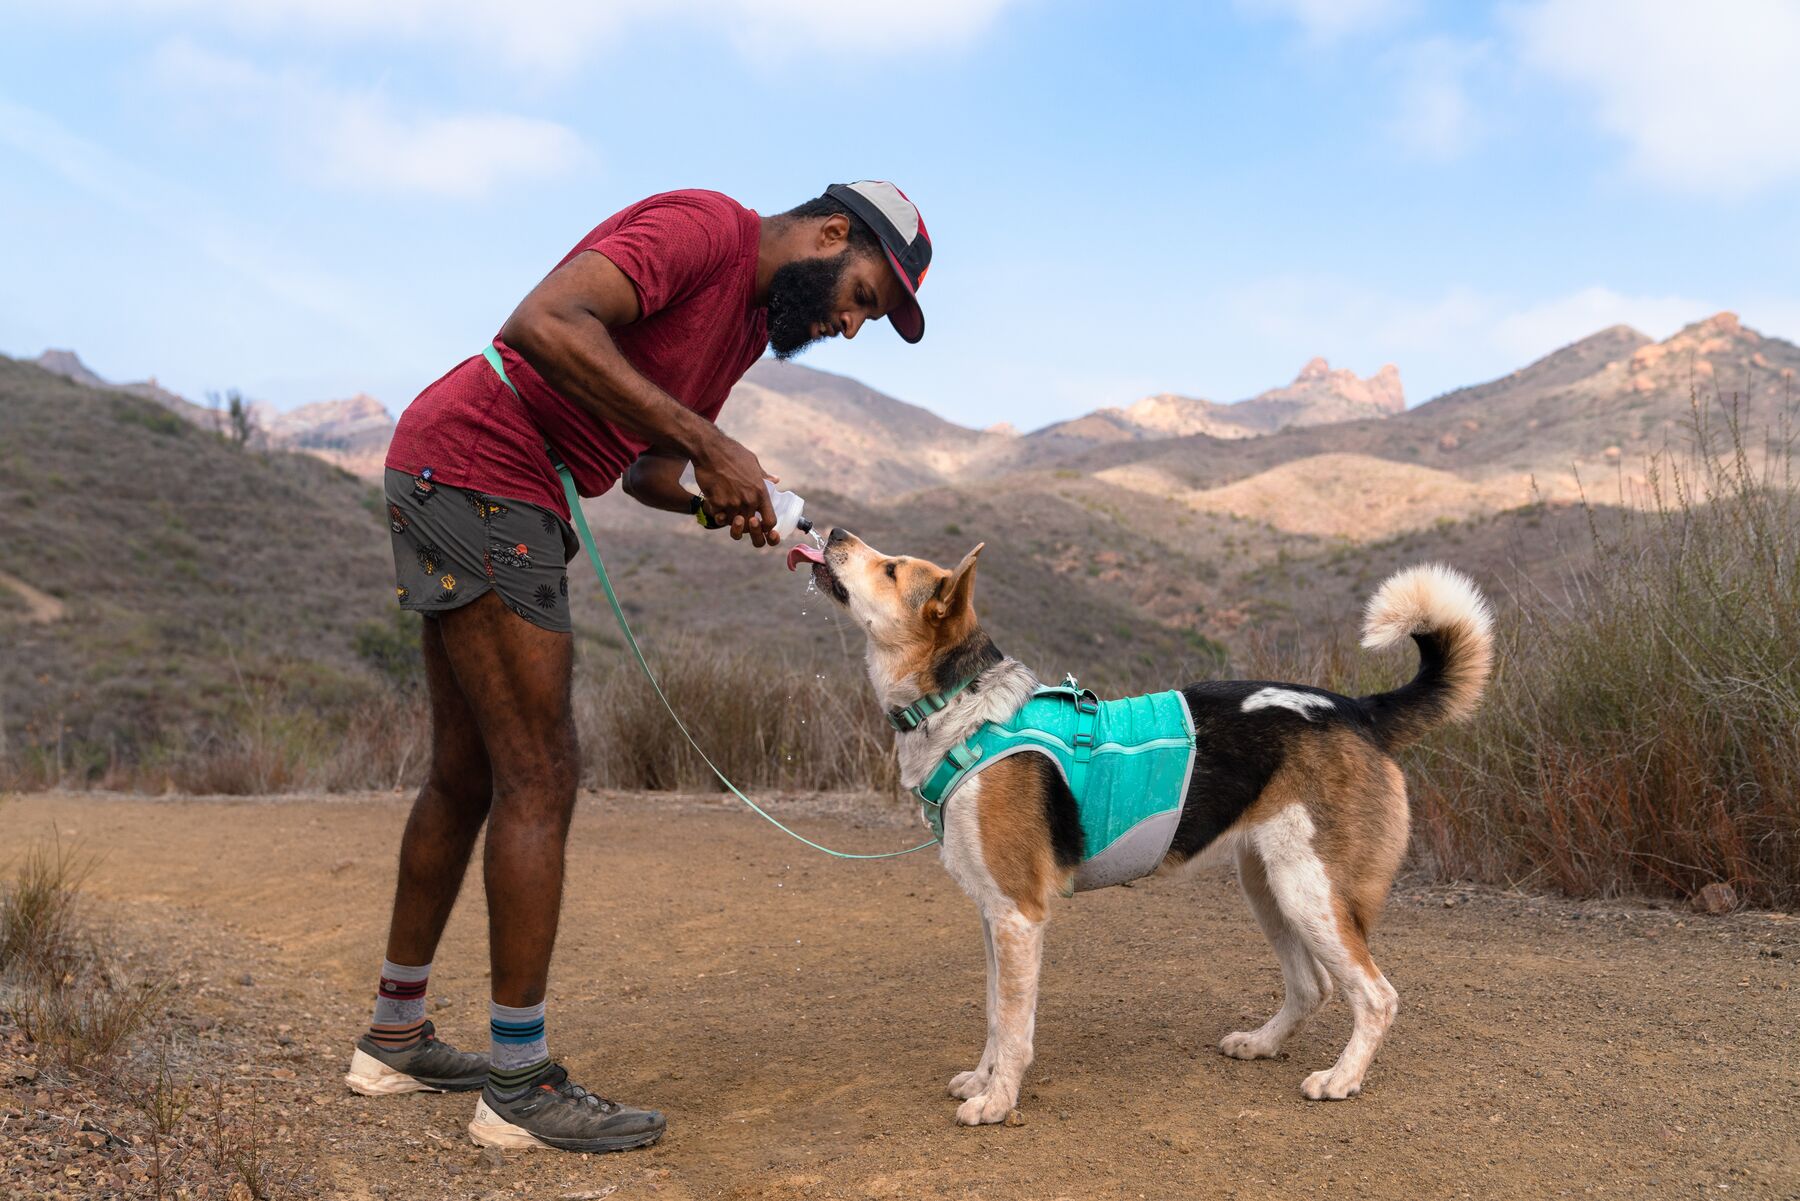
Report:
695,481,813,538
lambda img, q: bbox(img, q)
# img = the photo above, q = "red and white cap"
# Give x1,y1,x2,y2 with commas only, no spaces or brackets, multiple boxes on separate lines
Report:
826,180,931,343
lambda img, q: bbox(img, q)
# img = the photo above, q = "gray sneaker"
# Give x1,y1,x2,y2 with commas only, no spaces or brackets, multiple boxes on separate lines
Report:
468,1063,665,1153
344,1021,489,1095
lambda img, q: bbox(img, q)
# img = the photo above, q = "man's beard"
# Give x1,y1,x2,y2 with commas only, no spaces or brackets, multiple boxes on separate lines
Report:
766,250,852,360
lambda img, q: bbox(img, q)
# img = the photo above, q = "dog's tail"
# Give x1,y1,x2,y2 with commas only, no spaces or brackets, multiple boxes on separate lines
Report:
1356,564,1494,752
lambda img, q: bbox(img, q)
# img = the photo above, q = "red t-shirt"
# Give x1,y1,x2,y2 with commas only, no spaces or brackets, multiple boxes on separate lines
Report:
386,189,768,518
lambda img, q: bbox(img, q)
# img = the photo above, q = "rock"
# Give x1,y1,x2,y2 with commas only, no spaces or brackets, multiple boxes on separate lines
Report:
1437,432,1460,452
1696,882,1739,914
481,1145,506,1171
239,973,255,987
1004,1109,1025,1127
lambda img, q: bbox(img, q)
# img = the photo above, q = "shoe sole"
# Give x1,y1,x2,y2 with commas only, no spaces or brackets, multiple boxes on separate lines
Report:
344,1048,484,1096
468,1097,665,1153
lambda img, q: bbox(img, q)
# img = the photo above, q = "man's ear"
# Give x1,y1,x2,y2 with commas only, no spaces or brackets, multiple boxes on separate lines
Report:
817,213,851,252
927,543,985,624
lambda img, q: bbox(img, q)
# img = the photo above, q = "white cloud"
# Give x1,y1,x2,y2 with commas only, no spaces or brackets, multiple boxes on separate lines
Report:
69,0,1022,73
150,40,585,198
1234,0,1416,43
1384,36,1487,160
1510,0,1800,198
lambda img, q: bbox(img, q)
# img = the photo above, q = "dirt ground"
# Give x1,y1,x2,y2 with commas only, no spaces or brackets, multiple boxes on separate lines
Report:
5,789,1798,1200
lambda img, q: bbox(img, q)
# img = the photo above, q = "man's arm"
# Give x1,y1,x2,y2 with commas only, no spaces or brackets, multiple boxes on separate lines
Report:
621,450,700,514
498,251,779,545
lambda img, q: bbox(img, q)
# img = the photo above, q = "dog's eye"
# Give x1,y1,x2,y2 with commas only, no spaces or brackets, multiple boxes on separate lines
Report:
884,561,897,579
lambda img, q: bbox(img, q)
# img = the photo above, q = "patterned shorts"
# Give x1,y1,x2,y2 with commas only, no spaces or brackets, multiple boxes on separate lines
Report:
384,468,579,633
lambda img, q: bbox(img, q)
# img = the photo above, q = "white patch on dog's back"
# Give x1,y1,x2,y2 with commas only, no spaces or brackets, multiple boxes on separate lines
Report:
1241,687,1335,721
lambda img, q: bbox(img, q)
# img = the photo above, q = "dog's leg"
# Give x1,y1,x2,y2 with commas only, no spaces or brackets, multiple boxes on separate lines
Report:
955,903,1044,1126
1219,844,1333,1060
949,913,1000,1099
1253,806,1398,1101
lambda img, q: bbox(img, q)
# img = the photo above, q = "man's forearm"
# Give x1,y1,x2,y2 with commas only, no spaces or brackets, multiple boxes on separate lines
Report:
500,310,719,462
622,460,700,514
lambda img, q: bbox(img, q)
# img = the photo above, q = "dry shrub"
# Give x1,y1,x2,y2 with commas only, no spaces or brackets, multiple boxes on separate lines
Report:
576,636,897,794
1,836,164,1072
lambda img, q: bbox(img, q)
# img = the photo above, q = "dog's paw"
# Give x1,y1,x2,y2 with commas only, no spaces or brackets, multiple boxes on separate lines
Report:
1219,1029,1283,1060
948,1068,991,1099
1300,1067,1363,1101
954,1089,1017,1126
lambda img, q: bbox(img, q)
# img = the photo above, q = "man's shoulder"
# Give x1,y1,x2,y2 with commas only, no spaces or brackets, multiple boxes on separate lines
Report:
630,188,756,225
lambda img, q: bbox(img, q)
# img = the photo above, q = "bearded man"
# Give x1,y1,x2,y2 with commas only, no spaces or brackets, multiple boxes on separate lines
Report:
343,182,932,1153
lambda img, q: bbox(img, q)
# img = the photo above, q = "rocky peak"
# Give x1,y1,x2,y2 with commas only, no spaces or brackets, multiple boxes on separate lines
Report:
1235,358,1407,428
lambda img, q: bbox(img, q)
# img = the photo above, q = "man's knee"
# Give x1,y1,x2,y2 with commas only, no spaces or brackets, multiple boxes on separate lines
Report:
491,727,580,820
422,767,494,819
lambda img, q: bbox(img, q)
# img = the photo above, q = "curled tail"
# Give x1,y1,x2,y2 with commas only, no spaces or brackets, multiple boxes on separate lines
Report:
1357,564,1494,751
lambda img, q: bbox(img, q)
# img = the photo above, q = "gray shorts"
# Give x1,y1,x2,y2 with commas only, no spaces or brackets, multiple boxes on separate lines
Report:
384,468,579,633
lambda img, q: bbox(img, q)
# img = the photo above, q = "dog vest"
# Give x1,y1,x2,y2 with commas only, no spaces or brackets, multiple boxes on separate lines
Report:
913,682,1196,891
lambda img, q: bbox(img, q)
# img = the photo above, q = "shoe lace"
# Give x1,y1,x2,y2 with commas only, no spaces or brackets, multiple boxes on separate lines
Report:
543,1065,620,1114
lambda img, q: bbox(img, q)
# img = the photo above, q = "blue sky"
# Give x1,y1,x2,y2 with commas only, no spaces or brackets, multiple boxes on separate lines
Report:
4,0,1798,429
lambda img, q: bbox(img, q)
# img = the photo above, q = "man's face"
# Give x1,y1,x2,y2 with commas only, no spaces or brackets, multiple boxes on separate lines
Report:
766,221,907,359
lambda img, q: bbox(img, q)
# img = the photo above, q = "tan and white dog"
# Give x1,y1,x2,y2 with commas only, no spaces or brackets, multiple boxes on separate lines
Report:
790,529,1493,1124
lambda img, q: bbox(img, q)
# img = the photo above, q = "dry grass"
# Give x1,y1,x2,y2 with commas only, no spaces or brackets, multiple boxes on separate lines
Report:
1,836,163,1072
1258,392,1800,909
0,837,298,1197
577,638,898,793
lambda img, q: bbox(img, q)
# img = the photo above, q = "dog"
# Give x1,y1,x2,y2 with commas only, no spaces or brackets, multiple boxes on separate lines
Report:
789,529,1493,1124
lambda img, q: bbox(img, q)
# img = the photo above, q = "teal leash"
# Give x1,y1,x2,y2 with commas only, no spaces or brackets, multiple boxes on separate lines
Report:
479,344,938,861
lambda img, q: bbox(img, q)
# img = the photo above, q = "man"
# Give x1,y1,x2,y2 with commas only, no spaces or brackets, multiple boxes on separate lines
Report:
342,182,932,1153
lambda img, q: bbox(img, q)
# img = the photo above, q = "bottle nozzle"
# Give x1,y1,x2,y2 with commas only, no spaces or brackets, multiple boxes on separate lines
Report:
796,516,814,535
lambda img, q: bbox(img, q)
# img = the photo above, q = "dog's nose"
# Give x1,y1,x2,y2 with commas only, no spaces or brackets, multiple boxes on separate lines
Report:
828,527,854,546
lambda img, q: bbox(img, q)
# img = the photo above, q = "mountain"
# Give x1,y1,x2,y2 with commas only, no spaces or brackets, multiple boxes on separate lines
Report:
29,349,397,480
1010,358,1405,463
257,394,394,479
1040,314,1798,541
1231,357,1405,430
712,359,1007,500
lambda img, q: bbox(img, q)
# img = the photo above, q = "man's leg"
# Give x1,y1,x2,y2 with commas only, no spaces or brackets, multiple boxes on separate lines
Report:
384,615,495,966
429,592,663,1153
346,615,498,1095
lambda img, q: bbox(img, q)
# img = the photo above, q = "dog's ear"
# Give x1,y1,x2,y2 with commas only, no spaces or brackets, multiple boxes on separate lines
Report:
927,543,985,625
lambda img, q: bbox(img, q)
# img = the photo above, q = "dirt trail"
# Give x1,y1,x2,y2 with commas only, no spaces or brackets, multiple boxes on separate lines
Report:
0,571,66,623
5,790,1797,1200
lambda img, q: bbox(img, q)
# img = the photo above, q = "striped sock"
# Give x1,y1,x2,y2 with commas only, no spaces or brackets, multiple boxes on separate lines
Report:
488,1000,549,1094
367,960,430,1051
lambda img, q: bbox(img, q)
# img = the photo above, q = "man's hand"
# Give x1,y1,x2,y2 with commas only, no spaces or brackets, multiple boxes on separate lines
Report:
693,432,780,546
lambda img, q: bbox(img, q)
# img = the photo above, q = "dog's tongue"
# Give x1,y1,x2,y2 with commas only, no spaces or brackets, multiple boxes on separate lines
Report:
786,544,825,572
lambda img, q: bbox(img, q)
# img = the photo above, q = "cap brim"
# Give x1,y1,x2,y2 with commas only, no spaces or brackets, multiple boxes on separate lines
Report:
882,246,925,343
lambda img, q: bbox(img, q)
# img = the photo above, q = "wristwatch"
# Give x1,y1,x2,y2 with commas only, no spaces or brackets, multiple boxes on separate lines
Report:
689,495,725,529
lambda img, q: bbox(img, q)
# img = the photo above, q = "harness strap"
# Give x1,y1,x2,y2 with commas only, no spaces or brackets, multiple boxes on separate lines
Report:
887,675,976,732
478,343,937,862
1069,689,1100,799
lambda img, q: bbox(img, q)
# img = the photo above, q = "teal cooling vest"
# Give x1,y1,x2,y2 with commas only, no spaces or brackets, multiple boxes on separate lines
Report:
916,684,1196,891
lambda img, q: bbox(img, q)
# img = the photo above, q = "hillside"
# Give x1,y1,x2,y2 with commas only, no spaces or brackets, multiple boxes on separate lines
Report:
8,311,1794,782
0,355,1220,779
0,355,396,770
30,350,400,481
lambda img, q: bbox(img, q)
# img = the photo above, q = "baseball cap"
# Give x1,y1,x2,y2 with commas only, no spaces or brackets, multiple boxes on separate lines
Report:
825,180,931,343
